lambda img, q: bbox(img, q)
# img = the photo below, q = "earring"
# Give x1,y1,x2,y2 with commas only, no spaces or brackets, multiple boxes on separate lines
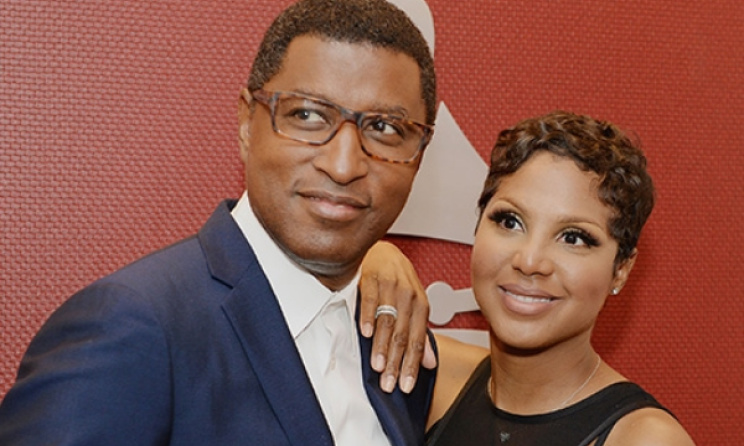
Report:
611,288,620,295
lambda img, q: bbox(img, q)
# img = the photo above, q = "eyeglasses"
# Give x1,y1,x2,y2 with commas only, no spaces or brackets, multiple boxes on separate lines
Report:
249,89,433,164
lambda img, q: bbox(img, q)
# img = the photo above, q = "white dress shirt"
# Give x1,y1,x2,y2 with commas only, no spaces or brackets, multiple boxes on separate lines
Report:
231,192,389,446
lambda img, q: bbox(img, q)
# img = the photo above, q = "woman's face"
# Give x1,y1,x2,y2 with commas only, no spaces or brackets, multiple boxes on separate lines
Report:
471,151,635,351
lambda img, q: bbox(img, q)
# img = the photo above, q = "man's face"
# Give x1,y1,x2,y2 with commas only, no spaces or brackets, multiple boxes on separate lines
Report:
238,35,426,290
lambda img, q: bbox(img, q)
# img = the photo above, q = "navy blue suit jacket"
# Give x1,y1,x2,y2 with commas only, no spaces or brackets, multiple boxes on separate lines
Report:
0,201,436,445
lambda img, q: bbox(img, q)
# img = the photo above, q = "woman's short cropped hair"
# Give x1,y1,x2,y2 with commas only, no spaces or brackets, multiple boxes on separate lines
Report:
478,111,655,265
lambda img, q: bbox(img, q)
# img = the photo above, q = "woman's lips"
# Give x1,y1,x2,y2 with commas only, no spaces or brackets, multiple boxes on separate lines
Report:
501,286,557,316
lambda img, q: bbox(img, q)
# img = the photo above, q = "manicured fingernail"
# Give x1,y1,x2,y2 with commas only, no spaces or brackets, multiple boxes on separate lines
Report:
382,375,396,393
401,376,415,394
362,322,373,338
372,354,385,372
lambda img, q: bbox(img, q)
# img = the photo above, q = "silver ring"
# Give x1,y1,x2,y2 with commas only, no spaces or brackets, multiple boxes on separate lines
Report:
375,304,398,321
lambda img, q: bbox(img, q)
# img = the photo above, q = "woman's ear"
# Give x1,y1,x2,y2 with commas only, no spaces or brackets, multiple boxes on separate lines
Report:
611,248,638,295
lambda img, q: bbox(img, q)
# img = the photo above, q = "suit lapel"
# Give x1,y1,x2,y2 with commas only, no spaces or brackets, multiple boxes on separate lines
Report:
358,301,437,446
223,277,334,446
198,201,436,446
199,201,334,446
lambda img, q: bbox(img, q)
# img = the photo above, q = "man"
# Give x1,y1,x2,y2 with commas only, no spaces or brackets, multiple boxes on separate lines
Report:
0,0,437,444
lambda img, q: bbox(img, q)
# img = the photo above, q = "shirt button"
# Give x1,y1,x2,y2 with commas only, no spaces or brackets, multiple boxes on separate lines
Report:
329,357,337,370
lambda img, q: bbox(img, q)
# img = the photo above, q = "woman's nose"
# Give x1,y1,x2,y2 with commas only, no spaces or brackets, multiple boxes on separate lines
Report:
511,237,554,277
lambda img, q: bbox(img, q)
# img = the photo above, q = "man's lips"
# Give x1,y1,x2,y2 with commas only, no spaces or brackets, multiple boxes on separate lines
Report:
300,190,368,208
298,189,369,221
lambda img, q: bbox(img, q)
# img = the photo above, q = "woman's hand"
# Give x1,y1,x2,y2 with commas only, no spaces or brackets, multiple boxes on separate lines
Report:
359,240,437,394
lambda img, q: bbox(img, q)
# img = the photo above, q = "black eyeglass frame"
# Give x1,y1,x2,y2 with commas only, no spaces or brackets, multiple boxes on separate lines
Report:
247,89,434,164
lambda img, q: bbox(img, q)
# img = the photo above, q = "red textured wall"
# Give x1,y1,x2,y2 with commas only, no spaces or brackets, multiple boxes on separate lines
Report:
1,1,741,442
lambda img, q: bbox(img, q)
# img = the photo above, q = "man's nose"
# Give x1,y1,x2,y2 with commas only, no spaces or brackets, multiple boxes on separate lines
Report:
313,122,369,184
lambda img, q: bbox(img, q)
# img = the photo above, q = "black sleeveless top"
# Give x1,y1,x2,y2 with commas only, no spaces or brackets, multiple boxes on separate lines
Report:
426,358,673,446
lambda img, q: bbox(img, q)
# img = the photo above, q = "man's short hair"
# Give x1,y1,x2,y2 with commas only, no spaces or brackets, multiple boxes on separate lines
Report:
248,0,437,124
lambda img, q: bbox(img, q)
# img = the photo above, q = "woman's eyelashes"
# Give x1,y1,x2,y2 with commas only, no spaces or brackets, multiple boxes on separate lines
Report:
560,229,600,247
488,209,601,248
488,210,523,232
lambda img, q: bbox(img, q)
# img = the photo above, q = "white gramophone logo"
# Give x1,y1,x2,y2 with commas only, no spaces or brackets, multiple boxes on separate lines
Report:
388,0,489,347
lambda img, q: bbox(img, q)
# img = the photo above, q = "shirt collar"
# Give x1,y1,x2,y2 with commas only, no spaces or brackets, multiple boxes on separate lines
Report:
230,192,359,338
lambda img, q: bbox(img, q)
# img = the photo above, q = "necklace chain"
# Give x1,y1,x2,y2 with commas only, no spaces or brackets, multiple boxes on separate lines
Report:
554,355,601,410
487,355,602,412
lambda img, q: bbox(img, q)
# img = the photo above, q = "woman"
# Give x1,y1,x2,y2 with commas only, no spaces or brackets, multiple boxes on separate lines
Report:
362,111,695,445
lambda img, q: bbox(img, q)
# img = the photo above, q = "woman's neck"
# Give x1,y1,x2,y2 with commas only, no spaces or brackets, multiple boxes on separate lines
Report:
487,340,616,415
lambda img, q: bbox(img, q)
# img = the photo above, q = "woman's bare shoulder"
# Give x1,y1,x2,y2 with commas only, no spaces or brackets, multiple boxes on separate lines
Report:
605,407,695,446
427,333,489,429
435,333,489,375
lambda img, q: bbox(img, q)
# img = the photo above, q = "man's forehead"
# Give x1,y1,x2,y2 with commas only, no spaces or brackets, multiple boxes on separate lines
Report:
268,35,425,119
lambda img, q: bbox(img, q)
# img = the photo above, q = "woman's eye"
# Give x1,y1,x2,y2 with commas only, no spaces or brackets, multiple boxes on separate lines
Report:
561,230,599,247
489,211,522,231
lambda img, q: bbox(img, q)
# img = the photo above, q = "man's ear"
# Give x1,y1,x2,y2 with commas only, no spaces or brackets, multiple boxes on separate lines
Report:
611,248,638,295
238,88,253,162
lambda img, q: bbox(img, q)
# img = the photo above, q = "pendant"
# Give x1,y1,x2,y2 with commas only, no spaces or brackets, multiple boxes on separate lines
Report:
500,431,511,443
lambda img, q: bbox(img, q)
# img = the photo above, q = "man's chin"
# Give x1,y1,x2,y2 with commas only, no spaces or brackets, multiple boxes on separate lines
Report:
282,246,363,291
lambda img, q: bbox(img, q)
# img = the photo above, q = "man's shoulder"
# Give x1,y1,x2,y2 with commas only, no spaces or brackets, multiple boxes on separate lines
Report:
104,234,205,286
104,198,245,289
75,200,240,310
58,198,266,331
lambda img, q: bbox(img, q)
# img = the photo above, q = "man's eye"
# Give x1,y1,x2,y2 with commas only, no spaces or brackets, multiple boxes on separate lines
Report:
291,109,325,123
369,119,402,136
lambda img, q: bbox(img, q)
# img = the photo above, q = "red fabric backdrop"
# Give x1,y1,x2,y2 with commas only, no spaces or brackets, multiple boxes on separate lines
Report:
1,0,742,442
